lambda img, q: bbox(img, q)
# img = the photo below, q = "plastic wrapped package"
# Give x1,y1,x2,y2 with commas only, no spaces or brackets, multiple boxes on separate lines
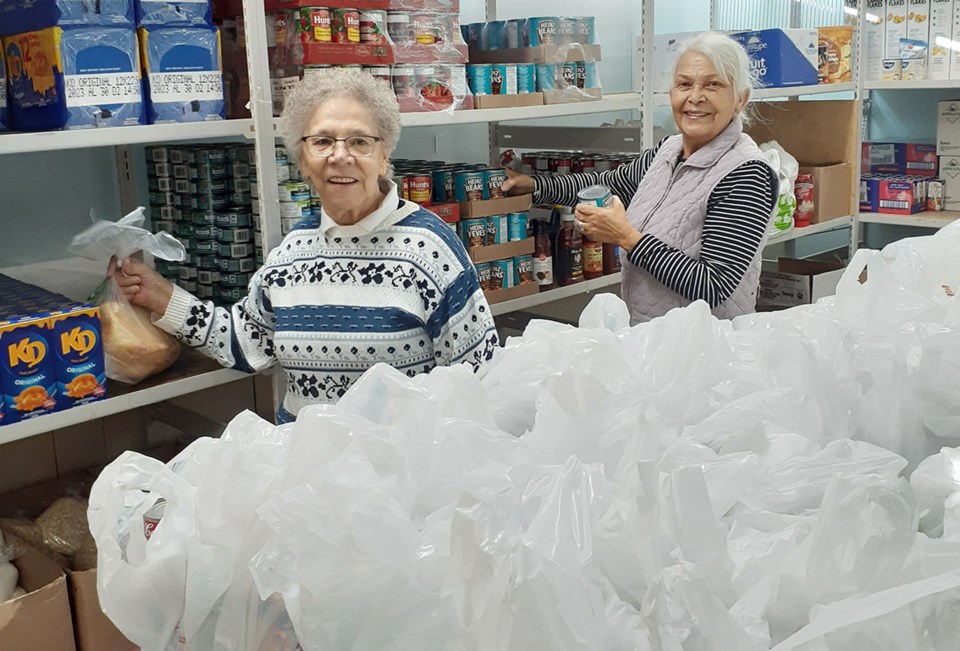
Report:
0,0,134,36
140,26,225,124
135,0,212,27
759,141,799,233
61,27,144,128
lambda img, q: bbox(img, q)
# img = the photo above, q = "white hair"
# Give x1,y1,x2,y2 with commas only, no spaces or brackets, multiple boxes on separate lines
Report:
676,31,756,125
279,68,401,164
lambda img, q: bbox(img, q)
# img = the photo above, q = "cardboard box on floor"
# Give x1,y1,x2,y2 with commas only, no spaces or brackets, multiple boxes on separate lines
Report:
797,162,852,223
758,258,846,309
0,534,76,651
746,99,859,222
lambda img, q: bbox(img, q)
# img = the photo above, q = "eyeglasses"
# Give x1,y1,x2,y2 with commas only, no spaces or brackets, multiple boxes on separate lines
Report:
300,135,382,158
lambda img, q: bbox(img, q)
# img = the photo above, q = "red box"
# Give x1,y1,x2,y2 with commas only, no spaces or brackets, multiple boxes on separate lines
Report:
389,0,460,10
266,0,389,10
904,144,939,177
300,42,394,65
392,43,468,64
877,177,927,215
861,142,938,176
430,203,460,224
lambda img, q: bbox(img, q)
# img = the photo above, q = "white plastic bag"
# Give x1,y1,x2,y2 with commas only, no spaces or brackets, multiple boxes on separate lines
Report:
760,140,799,233
69,207,185,262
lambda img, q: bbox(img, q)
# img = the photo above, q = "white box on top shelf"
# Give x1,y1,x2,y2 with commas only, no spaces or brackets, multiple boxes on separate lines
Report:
928,0,953,79
938,156,960,208
886,0,910,58
866,0,887,80
937,100,960,154
952,0,960,77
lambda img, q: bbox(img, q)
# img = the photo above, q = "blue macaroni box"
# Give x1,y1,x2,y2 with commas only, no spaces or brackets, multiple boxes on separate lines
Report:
3,25,144,130
48,305,106,409
135,0,211,27
0,0,134,36
139,26,224,123
730,28,818,89
0,314,60,425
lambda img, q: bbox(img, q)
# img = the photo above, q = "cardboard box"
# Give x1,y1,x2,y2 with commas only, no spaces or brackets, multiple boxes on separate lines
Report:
797,162,853,223
69,570,137,651
542,87,602,104
392,43,468,65
730,28,819,88
928,0,953,78
886,0,909,59
468,238,534,264
880,176,928,213
0,535,76,651
939,155,960,208
758,258,845,308
861,142,939,175
483,282,539,305
459,194,532,219
300,42,392,65
472,92,543,109
936,99,960,154
468,44,602,64
864,0,887,80
430,202,460,224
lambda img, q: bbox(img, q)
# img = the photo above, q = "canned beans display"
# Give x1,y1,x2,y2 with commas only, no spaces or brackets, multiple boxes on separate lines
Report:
331,8,360,43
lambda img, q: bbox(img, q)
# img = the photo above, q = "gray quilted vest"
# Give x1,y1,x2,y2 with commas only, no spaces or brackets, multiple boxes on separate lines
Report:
621,119,772,325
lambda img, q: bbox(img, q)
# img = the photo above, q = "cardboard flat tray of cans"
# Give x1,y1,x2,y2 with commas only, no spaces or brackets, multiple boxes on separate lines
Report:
468,44,602,65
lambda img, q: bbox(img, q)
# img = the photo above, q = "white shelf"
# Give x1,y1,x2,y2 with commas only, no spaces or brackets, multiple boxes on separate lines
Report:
859,211,959,229
490,273,621,316
864,79,960,91
399,93,642,127
766,216,852,246
0,355,250,446
653,83,854,107
0,119,255,155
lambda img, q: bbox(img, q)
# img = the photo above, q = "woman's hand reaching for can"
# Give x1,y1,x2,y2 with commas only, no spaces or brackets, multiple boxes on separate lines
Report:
502,168,535,196
107,256,176,317
575,196,643,251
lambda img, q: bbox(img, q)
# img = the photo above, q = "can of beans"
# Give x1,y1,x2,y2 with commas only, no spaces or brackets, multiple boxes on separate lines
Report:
582,61,599,88
577,184,614,208
507,212,528,241
360,10,388,44
514,254,534,285
490,63,517,95
536,63,560,91
299,7,331,42
482,20,505,50
386,11,412,44
487,215,508,245
432,168,455,203
526,16,558,46
558,17,577,45
484,168,507,198
407,173,432,205
516,63,536,93
491,259,514,289
562,62,577,88
505,18,524,48
331,8,360,43
461,218,488,248
474,262,492,290
576,16,596,44
455,170,486,202
412,12,438,44
392,65,417,98
466,64,492,95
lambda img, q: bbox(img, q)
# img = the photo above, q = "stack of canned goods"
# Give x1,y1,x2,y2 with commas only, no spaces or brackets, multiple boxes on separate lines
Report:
503,150,639,176
462,16,599,50
146,143,259,309
393,159,513,207
466,60,599,95
267,145,322,237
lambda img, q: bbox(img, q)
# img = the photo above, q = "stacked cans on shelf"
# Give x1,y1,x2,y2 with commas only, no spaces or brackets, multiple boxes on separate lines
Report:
466,60,598,96
270,145,322,236
463,16,600,50
146,143,259,308
507,150,639,176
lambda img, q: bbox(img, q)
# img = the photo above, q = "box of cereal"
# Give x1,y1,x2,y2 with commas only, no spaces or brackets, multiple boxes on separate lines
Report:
886,0,909,59
929,0,953,79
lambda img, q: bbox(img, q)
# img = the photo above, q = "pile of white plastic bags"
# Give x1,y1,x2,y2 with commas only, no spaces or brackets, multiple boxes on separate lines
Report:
89,222,960,650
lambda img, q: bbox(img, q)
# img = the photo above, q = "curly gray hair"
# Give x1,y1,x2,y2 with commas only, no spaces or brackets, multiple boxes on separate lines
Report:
279,68,401,164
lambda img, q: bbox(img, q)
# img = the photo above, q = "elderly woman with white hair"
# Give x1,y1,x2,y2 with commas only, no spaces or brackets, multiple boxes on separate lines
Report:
109,69,499,422
505,32,778,325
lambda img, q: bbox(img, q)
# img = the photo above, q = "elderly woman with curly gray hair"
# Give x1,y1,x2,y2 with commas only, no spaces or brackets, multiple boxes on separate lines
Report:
109,69,499,422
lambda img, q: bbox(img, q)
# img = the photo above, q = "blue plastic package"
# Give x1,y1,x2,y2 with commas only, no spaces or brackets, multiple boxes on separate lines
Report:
61,27,144,128
140,26,224,123
135,0,212,27
3,27,69,130
0,0,134,37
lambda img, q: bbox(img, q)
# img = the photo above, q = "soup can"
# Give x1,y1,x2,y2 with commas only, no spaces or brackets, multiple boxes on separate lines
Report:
516,63,536,93
487,215,508,245
466,63,492,95
484,168,507,199
299,7,331,42
483,20,506,50
412,12,438,44
278,181,311,202
562,62,577,88
460,218,488,248
331,8,360,43
514,254,534,285
432,168,455,203
575,16,596,44
360,10,388,44
490,259,514,289
526,16,558,46
474,262,492,290
386,11,412,44
558,17,577,45
505,18,524,48
536,63,560,91
455,170,486,202
507,212,528,241
490,63,517,95
392,65,417,98
407,173,432,205
577,184,614,208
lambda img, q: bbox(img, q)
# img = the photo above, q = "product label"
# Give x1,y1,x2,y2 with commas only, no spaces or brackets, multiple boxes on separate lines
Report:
583,241,603,274
533,254,553,285
65,73,141,107
150,71,223,103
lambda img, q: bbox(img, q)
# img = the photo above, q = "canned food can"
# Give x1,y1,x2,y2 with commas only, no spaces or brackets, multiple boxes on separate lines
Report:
365,65,391,82
582,60,600,88
228,192,252,206
360,10,388,44
407,174,432,205
195,254,219,270
500,148,523,172
516,63,536,93
277,161,291,182
466,64,492,95
278,182,311,202
593,157,613,173
197,283,216,299
549,155,572,175
217,227,253,244
219,257,256,273
487,215,508,245
220,272,254,287
562,62,577,88
491,259,514,289
287,164,304,182
432,169,454,203
299,7,331,42
575,16,596,44
475,262,492,290
191,224,214,239
455,170,487,202
178,265,198,280
143,498,167,540
507,212,529,241
514,254,534,285
198,269,221,285
490,63,517,95
536,63,560,91
412,12,438,44
275,145,288,162
577,184,614,208
279,199,313,219
558,17,577,45
331,8,360,43
193,211,217,225
463,22,482,48
219,286,246,302
482,20,505,50
484,168,507,199
505,18,524,48
386,11,412,44
526,16,558,46
392,65,417,98
220,242,255,259
460,218,487,248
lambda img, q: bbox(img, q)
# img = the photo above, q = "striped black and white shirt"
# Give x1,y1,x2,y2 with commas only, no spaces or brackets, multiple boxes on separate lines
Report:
533,140,777,308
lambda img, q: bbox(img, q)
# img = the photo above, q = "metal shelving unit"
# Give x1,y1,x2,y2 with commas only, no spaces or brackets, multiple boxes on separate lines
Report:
491,273,622,317
400,93,642,127
859,211,959,229
767,216,853,246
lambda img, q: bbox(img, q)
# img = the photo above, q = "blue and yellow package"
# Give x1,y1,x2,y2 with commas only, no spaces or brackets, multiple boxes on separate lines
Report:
0,44,8,130
48,305,106,409
135,0,211,27
139,26,223,123
0,314,60,424
61,27,144,128
0,0,134,37
3,26,143,130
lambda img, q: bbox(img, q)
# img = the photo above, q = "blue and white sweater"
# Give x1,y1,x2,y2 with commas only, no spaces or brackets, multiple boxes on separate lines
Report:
155,186,499,422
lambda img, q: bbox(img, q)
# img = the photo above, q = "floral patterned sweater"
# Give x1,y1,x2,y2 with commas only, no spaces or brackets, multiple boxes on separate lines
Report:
154,189,499,422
